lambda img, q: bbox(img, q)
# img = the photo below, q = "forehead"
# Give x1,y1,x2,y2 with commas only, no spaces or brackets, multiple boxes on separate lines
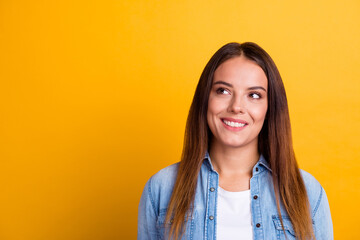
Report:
213,56,268,89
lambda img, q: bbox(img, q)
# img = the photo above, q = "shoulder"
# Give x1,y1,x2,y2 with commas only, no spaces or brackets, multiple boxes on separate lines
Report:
299,169,322,193
149,162,180,189
143,162,180,213
299,169,333,237
299,169,326,217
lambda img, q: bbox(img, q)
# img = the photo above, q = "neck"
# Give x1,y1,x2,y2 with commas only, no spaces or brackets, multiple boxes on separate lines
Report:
209,140,260,176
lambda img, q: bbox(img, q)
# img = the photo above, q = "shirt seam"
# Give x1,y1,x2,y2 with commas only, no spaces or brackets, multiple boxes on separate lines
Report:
214,172,218,240
147,177,157,217
204,169,211,240
256,174,264,240
312,186,323,219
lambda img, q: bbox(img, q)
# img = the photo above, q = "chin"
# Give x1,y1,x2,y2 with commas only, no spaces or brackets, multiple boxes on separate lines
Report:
220,136,258,149
226,143,248,148
221,139,248,148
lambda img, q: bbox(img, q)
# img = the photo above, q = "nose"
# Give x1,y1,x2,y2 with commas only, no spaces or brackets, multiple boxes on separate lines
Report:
228,95,245,114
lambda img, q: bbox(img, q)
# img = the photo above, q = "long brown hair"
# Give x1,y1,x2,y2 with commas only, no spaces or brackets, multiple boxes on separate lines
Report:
165,42,314,240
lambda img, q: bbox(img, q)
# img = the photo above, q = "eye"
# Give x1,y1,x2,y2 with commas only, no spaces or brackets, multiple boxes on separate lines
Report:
249,92,261,99
216,87,230,95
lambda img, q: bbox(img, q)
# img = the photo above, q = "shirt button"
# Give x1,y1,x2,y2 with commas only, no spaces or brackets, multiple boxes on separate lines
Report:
255,167,259,172
210,187,215,192
253,195,258,200
209,216,214,220
256,223,261,228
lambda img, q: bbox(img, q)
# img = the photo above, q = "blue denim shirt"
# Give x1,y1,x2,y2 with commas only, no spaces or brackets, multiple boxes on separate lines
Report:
138,153,333,240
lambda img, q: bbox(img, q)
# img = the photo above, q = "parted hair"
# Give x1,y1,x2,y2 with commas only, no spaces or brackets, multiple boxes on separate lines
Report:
165,42,315,240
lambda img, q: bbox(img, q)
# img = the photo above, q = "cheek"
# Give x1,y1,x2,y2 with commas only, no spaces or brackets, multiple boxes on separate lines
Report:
208,97,227,114
207,97,224,130
206,99,213,128
250,104,268,122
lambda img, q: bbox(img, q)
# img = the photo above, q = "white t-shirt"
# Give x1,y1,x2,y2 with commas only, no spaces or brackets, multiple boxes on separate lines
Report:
216,187,253,240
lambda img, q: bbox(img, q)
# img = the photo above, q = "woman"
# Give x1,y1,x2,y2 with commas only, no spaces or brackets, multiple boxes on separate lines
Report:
138,42,333,240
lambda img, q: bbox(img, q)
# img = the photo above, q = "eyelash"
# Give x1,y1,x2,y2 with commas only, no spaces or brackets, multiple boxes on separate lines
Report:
249,92,262,99
215,88,262,99
215,87,230,95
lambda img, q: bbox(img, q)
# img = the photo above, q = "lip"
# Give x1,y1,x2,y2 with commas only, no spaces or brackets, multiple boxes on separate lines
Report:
221,118,248,131
221,118,248,124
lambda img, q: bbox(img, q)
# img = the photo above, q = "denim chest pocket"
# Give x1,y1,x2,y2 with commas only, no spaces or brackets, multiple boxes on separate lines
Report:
272,215,297,240
156,208,196,240
272,215,315,240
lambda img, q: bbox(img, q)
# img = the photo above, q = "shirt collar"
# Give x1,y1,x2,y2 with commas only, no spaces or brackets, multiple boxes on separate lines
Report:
257,154,272,172
204,150,272,173
204,151,215,171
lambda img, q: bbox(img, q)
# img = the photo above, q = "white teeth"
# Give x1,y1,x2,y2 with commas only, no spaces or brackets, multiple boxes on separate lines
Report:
223,120,246,127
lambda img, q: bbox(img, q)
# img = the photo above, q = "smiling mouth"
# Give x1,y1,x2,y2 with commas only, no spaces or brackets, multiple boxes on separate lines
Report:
222,119,248,128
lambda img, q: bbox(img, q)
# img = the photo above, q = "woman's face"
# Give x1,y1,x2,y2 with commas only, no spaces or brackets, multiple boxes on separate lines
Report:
207,55,268,150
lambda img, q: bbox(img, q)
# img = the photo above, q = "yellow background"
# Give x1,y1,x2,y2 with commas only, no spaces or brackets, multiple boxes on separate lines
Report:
1,0,359,239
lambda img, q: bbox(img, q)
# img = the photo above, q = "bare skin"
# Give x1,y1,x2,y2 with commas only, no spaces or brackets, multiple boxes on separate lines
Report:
207,56,268,192
209,143,259,191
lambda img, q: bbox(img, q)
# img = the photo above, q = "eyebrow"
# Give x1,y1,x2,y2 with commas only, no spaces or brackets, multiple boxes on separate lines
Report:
213,81,267,92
